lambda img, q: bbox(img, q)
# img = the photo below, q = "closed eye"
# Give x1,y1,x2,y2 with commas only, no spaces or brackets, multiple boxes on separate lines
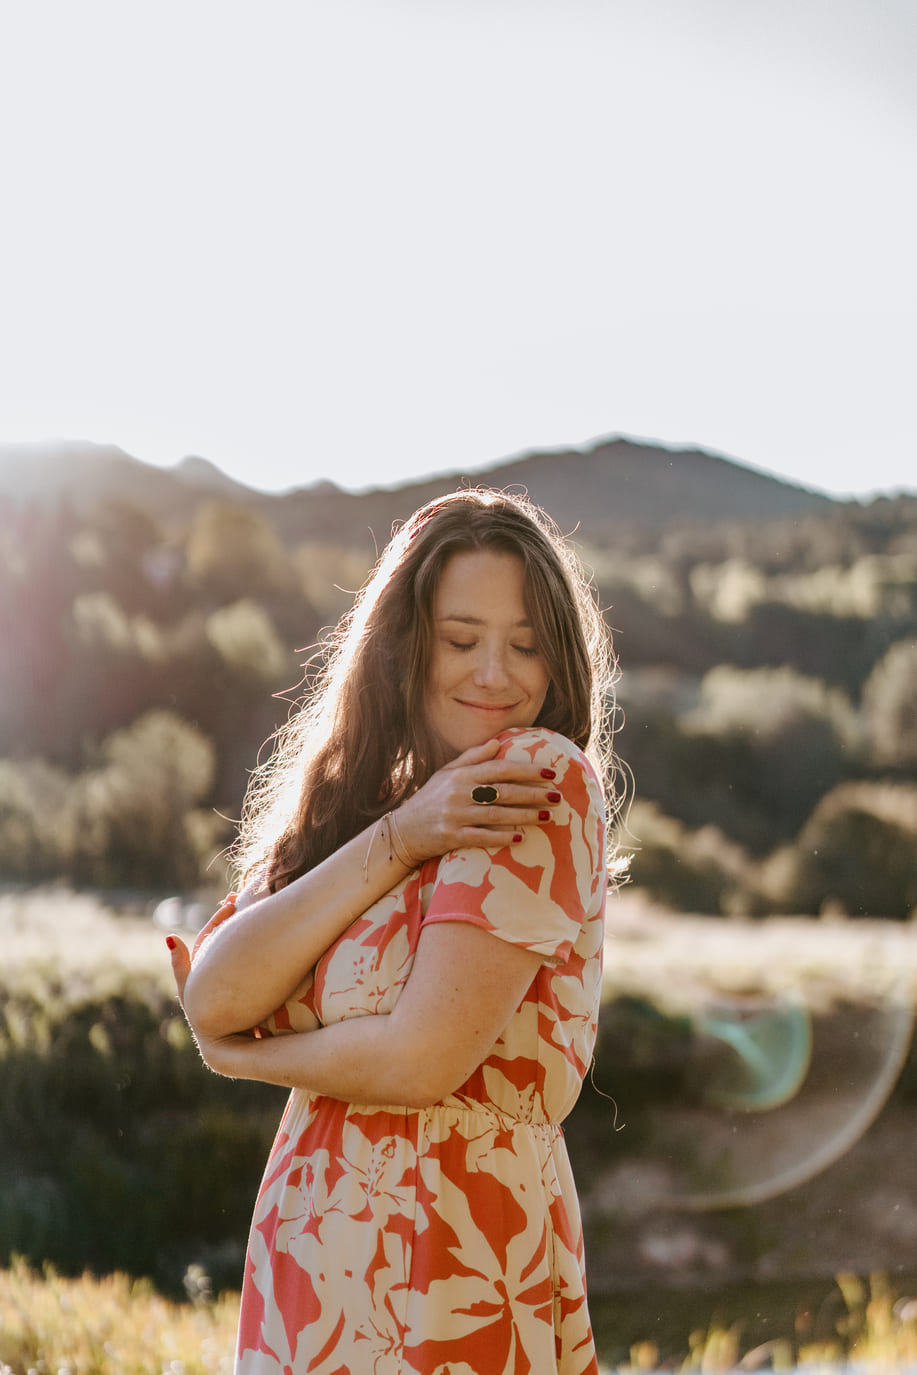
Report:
514,645,540,657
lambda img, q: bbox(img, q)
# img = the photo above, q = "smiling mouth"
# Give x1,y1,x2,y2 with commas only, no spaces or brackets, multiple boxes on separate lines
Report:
458,699,520,712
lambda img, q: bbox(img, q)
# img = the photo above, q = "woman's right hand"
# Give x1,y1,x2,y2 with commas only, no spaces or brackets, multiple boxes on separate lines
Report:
394,737,562,864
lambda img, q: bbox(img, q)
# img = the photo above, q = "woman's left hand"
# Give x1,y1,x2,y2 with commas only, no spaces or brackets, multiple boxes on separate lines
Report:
167,932,252,1076
167,932,193,1005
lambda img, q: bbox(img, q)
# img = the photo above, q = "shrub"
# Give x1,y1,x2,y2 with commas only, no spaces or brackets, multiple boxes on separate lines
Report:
862,638,917,768
0,893,286,1294
680,665,861,844
0,759,76,879
71,710,222,889
205,600,290,682
625,800,760,915
767,781,917,918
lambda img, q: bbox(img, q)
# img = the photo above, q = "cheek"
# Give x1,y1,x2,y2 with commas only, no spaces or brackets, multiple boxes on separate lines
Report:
532,665,551,706
425,654,454,716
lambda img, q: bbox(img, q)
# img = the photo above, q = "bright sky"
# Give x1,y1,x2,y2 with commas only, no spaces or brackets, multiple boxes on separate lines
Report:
1,0,914,498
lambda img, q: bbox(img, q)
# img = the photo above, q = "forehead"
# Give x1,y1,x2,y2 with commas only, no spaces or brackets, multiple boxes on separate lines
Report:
434,548,528,616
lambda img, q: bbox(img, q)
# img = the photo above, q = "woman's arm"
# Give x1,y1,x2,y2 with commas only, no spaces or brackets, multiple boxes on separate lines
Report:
181,921,543,1108
180,737,561,1038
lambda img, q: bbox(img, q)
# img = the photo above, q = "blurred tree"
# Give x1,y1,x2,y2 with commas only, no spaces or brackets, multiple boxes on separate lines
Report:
0,759,75,879
77,498,169,618
185,501,296,608
72,710,222,889
293,542,372,621
862,639,917,769
616,706,764,846
0,501,82,762
625,800,758,915
59,593,172,750
678,665,861,848
69,592,165,662
730,602,881,692
685,664,859,744
770,782,917,919
205,600,290,682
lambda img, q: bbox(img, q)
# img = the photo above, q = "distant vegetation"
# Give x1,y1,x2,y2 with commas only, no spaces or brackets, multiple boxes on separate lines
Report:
0,891,285,1295
5,1261,917,1375
1,477,915,915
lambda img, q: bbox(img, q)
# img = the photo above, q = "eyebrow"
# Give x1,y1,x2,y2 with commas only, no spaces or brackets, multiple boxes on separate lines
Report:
438,614,532,628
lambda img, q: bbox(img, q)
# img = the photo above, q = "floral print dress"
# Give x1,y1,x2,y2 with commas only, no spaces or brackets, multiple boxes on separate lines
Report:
234,727,607,1375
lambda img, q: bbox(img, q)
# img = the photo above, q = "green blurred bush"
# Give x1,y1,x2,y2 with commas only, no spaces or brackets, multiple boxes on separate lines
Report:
763,782,917,920
0,963,285,1295
0,711,228,890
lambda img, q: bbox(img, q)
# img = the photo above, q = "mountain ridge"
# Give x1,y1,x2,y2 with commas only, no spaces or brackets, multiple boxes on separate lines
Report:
0,433,838,540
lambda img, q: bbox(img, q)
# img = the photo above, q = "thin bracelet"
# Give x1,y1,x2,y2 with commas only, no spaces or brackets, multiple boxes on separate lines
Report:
388,810,419,869
362,815,384,883
363,811,418,880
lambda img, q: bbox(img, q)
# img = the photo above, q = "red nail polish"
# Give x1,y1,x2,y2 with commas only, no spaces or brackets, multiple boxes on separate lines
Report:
512,833,523,843
546,791,561,803
165,935,176,950
538,810,550,821
540,768,556,779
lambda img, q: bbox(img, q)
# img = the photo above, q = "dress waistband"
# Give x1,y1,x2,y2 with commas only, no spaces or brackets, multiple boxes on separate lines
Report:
292,1089,562,1134
422,1102,561,1136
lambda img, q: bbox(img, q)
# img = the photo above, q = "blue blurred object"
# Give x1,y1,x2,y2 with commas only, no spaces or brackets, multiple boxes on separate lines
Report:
695,999,813,1110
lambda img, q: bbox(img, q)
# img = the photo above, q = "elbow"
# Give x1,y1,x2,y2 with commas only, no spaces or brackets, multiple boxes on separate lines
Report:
380,1015,483,1109
398,1081,442,1111
183,967,247,1040
386,1050,471,1110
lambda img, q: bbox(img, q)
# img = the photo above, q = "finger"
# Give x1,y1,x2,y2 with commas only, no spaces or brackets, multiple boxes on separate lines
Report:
461,825,530,849
463,806,555,831
462,771,563,813
443,737,502,771
191,895,237,957
467,782,561,808
472,759,560,792
166,934,192,1004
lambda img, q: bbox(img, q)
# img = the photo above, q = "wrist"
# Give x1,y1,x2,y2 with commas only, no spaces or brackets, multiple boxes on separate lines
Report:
362,810,422,879
388,810,421,869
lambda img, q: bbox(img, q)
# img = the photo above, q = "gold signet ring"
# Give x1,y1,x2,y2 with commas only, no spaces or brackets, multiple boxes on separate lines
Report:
471,784,500,805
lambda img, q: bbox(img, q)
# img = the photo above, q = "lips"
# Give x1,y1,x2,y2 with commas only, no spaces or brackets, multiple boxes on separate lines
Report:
457,699,521,713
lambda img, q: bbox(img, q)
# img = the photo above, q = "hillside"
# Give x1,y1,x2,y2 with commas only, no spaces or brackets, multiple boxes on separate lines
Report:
1,429,914,918
0,440,255,518
0,434,834,541
266,437,833,546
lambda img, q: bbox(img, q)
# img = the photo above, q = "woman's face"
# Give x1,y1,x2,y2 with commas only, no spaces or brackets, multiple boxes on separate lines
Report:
426,548,551,760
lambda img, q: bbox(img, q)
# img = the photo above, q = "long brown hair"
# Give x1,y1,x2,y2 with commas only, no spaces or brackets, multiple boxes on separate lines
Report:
236,489,620,891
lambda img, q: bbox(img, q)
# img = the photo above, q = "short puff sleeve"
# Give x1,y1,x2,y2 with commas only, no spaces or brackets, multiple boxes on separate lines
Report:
423,728,606,965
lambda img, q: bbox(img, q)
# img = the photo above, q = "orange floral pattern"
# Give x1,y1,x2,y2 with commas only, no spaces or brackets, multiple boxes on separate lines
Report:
235,728,607,1374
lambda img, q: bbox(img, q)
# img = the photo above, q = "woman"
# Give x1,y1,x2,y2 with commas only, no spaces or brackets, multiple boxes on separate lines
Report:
169,488,620,1375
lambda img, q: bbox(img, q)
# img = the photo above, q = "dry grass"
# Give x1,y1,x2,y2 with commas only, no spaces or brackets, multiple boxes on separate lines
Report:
0,1259,239,1375
604,893,917,1016
0,887,172,1004
5,1264,917,1374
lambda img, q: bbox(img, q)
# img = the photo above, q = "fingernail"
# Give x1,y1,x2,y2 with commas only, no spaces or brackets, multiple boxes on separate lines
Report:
546,791,561,803
540,768,556,779
538,810,550,821
165,935,176,951
512,833,523,843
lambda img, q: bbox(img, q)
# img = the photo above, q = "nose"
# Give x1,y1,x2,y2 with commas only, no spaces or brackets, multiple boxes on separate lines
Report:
473,642,511,690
